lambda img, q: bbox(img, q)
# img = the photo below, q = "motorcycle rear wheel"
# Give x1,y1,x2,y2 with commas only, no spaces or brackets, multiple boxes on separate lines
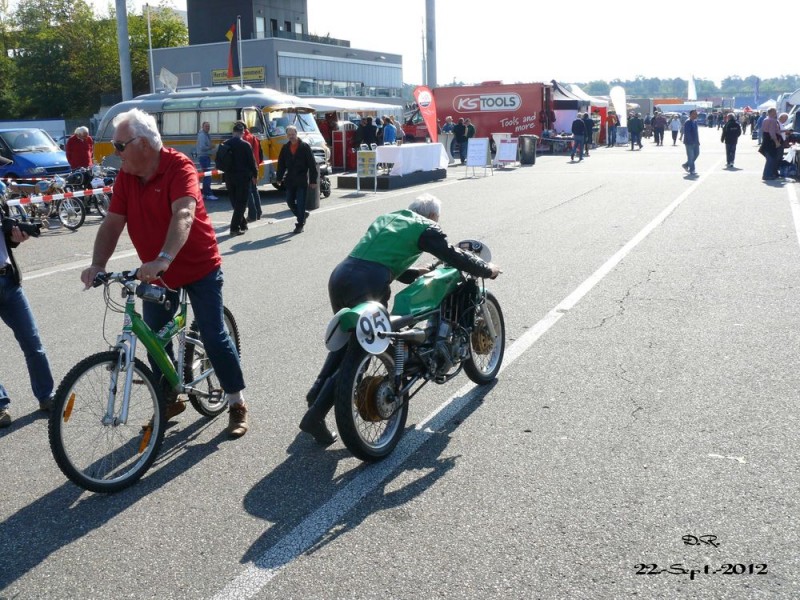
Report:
334,344,408,462
464,292,505,384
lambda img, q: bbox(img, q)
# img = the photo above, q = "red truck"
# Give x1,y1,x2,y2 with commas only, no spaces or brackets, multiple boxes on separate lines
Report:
406,82,551,141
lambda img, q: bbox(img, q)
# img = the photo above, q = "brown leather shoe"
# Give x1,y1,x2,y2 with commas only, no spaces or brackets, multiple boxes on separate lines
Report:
165,400,186,421
227,403,248,438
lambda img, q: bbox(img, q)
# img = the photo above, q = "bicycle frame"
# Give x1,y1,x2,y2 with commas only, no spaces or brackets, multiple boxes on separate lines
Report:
105,278,213,424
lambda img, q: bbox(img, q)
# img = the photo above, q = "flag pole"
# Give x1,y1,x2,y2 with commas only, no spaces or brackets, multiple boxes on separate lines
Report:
146,3,155,92
237,15,244,87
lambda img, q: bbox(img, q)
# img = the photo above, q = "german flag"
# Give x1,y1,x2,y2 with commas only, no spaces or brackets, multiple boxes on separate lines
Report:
226,23,240,78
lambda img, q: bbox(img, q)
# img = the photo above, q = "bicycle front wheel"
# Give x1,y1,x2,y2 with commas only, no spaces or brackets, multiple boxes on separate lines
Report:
48,351,166,493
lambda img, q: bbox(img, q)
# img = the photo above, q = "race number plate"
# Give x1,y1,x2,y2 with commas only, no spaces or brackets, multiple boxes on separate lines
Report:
355,304,391,354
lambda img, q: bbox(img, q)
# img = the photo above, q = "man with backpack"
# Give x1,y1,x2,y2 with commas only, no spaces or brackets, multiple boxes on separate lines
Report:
217,122,258,236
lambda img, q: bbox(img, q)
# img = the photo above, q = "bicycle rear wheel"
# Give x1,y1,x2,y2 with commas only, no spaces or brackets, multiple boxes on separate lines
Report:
185,306,241,417
48,351,165,493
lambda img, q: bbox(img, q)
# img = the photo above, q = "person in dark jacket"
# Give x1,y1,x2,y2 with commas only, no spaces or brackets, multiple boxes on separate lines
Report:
628,113,644,150
721,113,742,169
570,114,586,161
298,193,501,445
360,117,378,147
582,112,594,156
0,200,54,427
222,122,259,236
453,118,468,164
276,125,318,234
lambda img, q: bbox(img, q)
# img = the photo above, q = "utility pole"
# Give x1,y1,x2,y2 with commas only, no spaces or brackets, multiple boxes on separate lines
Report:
115,0,133,100
425,0,436,88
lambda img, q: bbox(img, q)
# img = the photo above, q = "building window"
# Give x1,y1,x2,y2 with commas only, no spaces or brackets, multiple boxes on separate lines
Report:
270,19,278,34
294,22,303,34
256,17,266,39
284,21,291,32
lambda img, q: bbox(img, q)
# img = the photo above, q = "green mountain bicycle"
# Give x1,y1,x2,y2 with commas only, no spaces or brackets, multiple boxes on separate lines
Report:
48,269,240,493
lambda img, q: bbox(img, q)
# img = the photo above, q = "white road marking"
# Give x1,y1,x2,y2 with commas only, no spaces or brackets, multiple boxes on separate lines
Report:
210,159,722,600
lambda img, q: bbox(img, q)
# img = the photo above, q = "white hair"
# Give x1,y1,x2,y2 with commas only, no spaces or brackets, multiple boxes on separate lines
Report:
408,193,441,220
112,108,163,151
74,126,89,136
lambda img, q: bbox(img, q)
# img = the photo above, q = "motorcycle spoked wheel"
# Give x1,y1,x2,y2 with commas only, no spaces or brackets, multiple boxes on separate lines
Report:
334,344,408,462
320,177,331,198
463,291,506,384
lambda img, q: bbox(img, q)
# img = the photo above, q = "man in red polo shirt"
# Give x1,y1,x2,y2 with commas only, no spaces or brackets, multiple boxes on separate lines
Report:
79,108,249,437
65,126,94,169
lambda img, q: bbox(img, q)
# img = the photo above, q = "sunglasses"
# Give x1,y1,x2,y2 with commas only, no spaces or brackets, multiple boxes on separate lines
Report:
112,136,139,153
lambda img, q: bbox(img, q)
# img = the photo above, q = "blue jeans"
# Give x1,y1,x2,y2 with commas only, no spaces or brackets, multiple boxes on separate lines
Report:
286,186,307,226
630,132,642,149
608,128,617,146
247,180,262,220
198,155,212,198
572,134,584,159
685,144,700,173
142,268,244,394
0,272,54,408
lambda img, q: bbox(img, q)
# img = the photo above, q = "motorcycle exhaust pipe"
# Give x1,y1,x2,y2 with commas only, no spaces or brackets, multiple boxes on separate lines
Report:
377,329,427,344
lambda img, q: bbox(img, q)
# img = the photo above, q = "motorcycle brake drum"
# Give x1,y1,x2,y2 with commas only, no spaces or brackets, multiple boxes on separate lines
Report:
355,375,395,422
471,319,493,354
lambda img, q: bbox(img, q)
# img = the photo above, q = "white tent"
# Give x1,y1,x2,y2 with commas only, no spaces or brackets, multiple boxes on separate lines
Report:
302,97,402,117
757,98,777,111
567,84,608,107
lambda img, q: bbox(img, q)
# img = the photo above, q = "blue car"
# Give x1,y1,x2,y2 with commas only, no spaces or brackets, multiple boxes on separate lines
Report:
0,128,71,180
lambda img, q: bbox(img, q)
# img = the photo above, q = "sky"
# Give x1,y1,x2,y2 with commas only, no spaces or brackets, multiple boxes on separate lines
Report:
96,0,795,87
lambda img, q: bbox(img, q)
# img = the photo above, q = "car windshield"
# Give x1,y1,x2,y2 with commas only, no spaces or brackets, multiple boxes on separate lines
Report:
0,130,58,152
266,111,319,136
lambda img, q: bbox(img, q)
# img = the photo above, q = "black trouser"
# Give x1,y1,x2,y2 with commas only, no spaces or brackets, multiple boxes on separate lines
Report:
225,175,249,233
725,142,737,165
308,258,392,406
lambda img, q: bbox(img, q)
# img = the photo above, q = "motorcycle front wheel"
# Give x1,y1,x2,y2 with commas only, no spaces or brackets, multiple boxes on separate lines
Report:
464,292,506,384
56,198,86,230
334,344,408,462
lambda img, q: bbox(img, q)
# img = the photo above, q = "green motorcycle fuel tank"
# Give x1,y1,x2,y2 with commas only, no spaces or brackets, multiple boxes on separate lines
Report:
391,267,461,317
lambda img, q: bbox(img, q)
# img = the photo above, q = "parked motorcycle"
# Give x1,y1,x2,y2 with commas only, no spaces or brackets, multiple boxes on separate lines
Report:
64,165,116,217
324,240,505,462
316,155,332,198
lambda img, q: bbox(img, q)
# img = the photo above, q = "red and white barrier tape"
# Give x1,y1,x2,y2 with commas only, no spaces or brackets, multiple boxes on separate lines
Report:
196,159,276,178
5,186,113,206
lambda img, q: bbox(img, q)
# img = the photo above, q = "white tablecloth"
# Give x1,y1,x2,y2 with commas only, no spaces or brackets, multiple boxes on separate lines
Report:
375,143,448,176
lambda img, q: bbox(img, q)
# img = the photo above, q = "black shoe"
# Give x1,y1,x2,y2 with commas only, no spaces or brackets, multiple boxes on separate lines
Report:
246,217,256,223
230,229,245,236
293,224,304,234
299,412,337,446
304,211,310,220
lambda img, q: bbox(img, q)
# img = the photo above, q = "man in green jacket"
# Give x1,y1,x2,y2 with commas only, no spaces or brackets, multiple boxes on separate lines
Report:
299,193,501,445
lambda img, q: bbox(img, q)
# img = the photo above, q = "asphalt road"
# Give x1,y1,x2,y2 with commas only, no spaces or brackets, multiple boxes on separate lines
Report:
2,127,799,600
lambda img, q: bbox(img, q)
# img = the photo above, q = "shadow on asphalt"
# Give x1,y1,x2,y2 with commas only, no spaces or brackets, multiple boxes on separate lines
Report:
0,414,230,590
239,380,498,567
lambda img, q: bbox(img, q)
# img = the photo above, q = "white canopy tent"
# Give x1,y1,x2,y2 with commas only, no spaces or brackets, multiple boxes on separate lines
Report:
567,84,608,107
302,97,403,118
757,98,777,111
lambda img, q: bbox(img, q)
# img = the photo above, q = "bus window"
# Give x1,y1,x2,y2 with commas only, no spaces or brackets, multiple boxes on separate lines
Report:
162,111,198,135
242,108,264,135
217,110,237,134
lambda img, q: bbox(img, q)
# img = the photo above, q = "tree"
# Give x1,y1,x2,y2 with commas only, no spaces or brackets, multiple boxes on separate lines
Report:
8,0,187,118
0,0,20,118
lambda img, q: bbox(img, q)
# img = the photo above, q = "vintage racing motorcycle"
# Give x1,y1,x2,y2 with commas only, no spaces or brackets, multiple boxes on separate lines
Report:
324,240,505,462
